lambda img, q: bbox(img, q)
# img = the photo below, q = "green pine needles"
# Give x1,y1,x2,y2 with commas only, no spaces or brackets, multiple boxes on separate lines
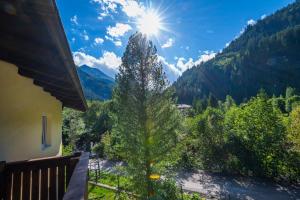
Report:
112,32,182,199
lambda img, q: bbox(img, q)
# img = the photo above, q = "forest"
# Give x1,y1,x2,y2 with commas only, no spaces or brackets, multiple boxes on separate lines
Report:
63,87,300,182
174,1,300,104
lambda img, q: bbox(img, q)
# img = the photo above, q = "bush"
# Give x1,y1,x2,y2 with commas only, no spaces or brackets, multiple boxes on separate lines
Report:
62,144,73,156
224,96,286,177
92,142,105,158
150,179,203,200
152,179,179,200
182,92,300,182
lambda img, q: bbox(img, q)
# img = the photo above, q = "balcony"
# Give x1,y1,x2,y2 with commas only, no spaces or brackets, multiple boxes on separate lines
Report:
0,152,89,200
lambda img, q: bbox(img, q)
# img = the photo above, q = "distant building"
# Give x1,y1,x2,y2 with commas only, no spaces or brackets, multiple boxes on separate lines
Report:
177,104,192,110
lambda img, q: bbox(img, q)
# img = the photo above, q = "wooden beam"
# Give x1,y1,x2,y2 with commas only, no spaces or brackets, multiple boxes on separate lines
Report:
33,79,74,91
34,80,76,93
0,31,65,74
63,152,89,200
47,89,80,98
52,94,81,101
18,68,72,87
0,50,66,79
63,103,86,112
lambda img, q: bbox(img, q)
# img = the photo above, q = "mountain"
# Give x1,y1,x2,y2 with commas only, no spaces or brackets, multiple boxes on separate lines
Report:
77,65,115,100
174,1,300,104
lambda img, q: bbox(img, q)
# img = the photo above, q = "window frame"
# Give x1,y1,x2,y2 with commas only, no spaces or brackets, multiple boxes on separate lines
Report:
41,115,51,149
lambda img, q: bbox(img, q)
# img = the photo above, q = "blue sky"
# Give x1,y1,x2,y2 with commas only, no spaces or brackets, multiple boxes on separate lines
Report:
57,0,294,82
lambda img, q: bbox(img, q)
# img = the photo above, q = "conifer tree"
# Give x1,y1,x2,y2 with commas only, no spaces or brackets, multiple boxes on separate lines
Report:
112,32,181,198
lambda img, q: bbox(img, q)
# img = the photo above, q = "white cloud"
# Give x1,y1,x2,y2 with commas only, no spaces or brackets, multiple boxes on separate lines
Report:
92,0,118,20
114,40,122,46
81,30,89,41
72,37,76,43
70,15,78,25
197,52,216,63
105,35,122,47
225,42,230,47
92,0,145,18
161,38,174,48
99,51,122,69
176,51,216,72
94,37,104,44
234,18,257,40
73,51,121,77
158,56,181,83
185,46,190,50
107,23,132,38
73,50,215,83
121,0,144,17
247,19,256,26
97,12,108,20
157,51,216,83
176,57,194,72
261,14,267,20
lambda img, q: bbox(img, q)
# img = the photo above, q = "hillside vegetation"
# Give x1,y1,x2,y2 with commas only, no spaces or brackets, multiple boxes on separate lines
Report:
77,65,115,100
174,1,300,104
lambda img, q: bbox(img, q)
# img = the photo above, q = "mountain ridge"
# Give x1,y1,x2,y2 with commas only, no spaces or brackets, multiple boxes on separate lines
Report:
173,1,300,104
77,65,115,100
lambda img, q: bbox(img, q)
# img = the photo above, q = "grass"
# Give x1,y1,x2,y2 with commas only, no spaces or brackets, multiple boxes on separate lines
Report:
88,183,137,200
89,170,133,190
88,184,116,200
89,171,204,200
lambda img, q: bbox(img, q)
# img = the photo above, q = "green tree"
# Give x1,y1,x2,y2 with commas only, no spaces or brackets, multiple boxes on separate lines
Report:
62,108,85,151
288,106,300,153
192,108,226,170
285,87,296,113
286,87,296,99
223,95,236,111
62,101,113,152
224,95,286,177
192,98,207,114
271,95,286,113
207,93,218,108
113,33,181,198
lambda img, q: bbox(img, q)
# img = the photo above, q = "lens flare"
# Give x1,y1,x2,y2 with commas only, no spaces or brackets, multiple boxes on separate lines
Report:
137,11,162,36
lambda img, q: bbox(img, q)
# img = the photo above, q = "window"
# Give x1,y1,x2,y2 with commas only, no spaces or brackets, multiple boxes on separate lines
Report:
42,116,50,148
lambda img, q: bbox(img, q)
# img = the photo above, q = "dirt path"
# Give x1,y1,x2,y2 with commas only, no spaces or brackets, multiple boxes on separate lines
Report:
89,159,300,199
176,170,300,200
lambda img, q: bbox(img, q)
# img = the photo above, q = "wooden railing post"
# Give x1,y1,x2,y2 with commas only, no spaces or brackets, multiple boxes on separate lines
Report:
63,152,89,200
0,161,5,200
0,153,88,200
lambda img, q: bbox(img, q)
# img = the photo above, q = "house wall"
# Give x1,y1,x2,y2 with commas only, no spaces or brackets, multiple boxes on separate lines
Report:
0,60,63,162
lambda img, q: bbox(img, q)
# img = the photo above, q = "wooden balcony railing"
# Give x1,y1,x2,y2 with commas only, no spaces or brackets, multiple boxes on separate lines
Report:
0,152,89,200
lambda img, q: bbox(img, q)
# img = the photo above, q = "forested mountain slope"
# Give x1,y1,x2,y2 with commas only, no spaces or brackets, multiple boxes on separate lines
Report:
174,1,300,104
77,65,115,100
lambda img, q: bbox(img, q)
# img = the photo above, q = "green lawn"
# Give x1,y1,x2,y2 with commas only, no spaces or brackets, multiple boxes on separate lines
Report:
88,184,116,200
88,171,203,200
89,170,133,190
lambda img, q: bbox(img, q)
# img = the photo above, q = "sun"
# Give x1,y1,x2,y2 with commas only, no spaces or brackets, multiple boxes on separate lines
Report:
137,10,162,36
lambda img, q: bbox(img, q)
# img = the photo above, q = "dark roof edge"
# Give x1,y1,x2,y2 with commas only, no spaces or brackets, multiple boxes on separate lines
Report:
48,0,87,111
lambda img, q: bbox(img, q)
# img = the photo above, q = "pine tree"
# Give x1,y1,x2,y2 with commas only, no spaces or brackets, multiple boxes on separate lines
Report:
224,95,236,110
207,93,218,108
112,33,181,198
285,87,296,113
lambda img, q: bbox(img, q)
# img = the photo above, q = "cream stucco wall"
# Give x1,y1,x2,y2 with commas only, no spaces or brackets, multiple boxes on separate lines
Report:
0,60,63,162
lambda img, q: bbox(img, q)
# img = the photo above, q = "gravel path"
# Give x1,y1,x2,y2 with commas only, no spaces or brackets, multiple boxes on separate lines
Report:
176,170,300,200
89,159,300,199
